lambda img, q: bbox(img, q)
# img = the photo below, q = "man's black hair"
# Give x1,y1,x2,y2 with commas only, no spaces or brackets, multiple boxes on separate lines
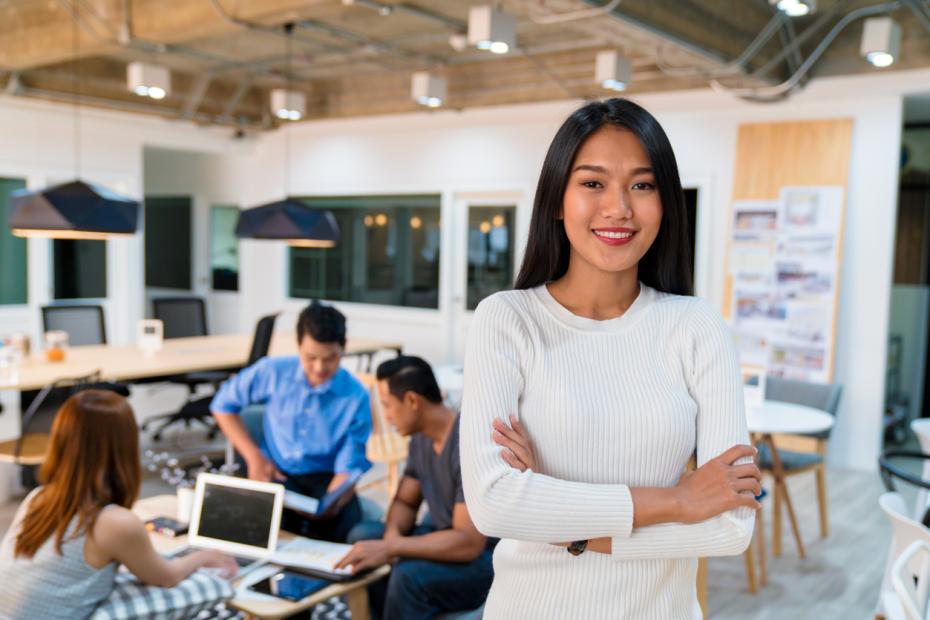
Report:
376,355,443,404
296,301,347,346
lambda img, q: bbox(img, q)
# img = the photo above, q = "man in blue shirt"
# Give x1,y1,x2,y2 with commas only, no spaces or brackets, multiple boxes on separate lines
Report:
211,301,372,542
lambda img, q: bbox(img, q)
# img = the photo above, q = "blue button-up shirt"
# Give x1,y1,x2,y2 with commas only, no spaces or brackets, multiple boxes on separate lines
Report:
211,356,372,476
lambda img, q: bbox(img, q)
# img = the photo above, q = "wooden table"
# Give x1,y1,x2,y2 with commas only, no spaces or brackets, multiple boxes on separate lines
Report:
134,494,389,620
0,333,403,392
746,400,834,560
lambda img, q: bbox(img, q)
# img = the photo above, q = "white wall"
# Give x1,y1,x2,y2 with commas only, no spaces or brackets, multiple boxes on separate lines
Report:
0,96,250,346
143,146,252,334
235,68,930,471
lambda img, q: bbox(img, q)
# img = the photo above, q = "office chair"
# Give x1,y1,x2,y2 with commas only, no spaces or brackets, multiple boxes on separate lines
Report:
143,312,280,441
152,297,208,340
41,304,107,346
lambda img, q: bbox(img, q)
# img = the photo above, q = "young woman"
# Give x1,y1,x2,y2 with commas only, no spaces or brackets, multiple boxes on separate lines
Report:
460,98,762,619
0,390,236,620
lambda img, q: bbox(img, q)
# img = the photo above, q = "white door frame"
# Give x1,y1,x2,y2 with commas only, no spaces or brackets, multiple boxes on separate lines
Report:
446,190,527,363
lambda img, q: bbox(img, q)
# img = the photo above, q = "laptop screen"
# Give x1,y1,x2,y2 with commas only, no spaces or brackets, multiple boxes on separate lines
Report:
197,482,277,548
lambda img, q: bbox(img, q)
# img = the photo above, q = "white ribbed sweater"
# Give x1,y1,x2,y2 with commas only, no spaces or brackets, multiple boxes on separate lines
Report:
460,283,754,620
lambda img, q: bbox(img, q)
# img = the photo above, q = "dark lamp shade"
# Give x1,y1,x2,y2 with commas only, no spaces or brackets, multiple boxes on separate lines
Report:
8,180,139,239
235,199,339,248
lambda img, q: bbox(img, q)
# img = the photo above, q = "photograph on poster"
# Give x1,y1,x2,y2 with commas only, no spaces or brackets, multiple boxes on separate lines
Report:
780,186,843,234
778,234,836,261
784,304,828,343
732,200,780,242
770,343,826,371
775,261,833,297
735,289,788,322
734,331,770,367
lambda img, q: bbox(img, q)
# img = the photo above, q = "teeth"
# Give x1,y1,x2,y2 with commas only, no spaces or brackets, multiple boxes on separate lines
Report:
594,230,633,239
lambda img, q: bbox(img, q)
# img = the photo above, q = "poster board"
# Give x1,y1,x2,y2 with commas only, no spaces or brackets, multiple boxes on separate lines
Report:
723,120,853,383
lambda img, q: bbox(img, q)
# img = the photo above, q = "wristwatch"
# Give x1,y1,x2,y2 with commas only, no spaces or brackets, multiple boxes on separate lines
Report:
567,539,588,556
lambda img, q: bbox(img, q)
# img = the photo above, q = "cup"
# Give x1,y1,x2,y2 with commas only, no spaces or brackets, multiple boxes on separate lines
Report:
44,330,69,363
176,486,195,524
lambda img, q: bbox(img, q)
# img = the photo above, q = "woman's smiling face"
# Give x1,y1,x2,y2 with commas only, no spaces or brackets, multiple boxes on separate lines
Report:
560,125,663,277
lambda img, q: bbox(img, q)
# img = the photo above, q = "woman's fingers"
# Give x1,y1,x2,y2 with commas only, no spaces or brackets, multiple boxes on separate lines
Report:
493,419,533,455
501,447,528,472
493,430,533,468
717,444,757,465
732,477,763,497
731,463,762,481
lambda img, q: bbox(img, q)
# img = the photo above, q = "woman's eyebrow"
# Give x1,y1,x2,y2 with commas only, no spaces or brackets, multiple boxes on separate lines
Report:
571,164,607,174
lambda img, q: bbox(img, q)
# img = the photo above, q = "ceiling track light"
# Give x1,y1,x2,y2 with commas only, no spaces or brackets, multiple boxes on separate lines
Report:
127,61,171,100
770,0,816,17
595,50,632,91
270,88,306,121
860,16,901,68
468,5,516,55
411,72,447,108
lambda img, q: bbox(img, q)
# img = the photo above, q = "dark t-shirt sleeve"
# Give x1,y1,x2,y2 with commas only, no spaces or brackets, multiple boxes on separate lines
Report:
403,435,421,480
451,431,465,504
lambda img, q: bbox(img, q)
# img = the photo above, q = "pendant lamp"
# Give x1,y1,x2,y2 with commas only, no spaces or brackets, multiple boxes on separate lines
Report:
7,5,139,239
235,23,339,248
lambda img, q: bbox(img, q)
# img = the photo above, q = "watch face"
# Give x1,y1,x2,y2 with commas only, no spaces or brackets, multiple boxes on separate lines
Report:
568,540,587,556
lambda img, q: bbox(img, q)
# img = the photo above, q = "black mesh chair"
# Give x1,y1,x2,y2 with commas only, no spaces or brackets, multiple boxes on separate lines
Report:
142,312,280,441
152,297,208,340
41,304,107,346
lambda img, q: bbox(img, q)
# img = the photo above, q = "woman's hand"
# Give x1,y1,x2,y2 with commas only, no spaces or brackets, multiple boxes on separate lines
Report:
673,445,762,523
192,550,239,580
492,416,538,472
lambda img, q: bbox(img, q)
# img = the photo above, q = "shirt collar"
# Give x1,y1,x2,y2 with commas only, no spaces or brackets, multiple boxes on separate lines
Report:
295,364,339,395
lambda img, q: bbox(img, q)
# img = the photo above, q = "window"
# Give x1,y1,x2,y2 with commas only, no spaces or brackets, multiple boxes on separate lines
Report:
54,239,106,299
0,178,27,305
289,195,441,308
145,196,192,290
210,205,239,291
466,206,516,310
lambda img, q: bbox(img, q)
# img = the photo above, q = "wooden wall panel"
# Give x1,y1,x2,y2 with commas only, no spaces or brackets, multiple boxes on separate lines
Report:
724,118,854,382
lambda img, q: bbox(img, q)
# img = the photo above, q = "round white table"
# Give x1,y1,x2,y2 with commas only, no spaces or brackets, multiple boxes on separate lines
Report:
747,400,835,435
746,400,834,561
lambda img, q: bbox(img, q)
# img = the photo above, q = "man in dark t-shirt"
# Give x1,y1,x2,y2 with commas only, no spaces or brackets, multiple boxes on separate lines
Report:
335,356,493,620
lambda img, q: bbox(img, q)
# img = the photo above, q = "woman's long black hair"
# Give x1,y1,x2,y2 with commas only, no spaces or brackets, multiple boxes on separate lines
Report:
514,98,693,296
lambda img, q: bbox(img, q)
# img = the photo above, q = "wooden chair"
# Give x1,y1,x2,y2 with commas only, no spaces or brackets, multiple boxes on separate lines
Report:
761,377,842,555
356,373,408,500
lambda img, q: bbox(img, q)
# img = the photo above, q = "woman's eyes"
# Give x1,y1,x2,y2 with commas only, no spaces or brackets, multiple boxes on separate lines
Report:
580,181,655,190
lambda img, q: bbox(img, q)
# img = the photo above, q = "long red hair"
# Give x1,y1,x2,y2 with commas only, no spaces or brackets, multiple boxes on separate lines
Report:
14,389,141,558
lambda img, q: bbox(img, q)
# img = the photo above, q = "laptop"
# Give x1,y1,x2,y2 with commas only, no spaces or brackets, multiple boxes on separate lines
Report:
185,473,356,581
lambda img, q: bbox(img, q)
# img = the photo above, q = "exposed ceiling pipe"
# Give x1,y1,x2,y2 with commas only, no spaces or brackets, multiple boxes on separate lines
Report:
712,1,902,102
54,0,284,80
750,0,853,79
8,82,264,129
904,0,930,33
529,0,622,25
580,0,727,66
655,11,787,78
346,0,466,30
208,0,443,68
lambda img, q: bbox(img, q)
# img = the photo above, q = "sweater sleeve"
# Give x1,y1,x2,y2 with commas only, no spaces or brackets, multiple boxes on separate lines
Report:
460,294,635,543
610,299,755,560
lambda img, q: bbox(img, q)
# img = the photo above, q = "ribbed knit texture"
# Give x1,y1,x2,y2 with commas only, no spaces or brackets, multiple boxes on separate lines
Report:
460,283,755,620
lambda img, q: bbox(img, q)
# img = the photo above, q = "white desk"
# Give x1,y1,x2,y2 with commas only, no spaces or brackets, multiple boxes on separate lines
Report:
747,400,834,561
134,494,389,620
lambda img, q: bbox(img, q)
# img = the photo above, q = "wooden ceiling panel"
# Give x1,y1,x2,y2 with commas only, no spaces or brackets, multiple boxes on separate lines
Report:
0,0,928,128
